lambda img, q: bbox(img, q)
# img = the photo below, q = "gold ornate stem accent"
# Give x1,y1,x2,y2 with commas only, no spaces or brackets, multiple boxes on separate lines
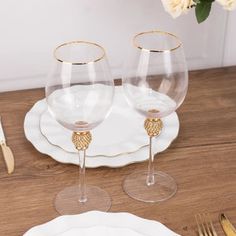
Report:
72,131,92,150
144,112,163,186
144,118,163,137
72,131,92,203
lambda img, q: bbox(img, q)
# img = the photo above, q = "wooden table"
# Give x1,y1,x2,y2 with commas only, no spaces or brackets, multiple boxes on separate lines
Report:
0,66,236,236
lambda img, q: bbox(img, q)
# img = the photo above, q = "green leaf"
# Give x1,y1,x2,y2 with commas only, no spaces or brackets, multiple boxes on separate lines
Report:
195,1,213,23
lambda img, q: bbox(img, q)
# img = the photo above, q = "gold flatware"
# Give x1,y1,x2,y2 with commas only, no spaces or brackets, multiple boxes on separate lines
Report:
0,116,14,174
195,213,218,236
220,213,236,236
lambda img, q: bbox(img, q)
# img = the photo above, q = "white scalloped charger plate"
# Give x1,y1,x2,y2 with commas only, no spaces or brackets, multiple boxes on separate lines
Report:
24,100,179,168
23,211,180,236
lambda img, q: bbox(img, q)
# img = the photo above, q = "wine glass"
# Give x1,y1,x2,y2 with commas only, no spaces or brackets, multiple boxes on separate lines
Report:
46,41,114,214
122,30,188,202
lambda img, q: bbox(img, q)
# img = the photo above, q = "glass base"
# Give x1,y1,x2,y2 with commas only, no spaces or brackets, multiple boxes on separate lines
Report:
123,171,177,203
54,185,111,215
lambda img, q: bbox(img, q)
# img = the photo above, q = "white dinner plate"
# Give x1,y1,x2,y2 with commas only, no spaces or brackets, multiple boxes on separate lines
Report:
23,211,180,236
24,99,179,168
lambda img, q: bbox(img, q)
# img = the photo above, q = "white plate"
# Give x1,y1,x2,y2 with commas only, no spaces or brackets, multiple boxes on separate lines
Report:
40,86,148,156
57,226,144,236
24,100,179,168
23,211,180,236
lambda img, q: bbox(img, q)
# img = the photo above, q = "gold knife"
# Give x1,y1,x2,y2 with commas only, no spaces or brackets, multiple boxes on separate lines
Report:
220,213,236,236
0,116,14,174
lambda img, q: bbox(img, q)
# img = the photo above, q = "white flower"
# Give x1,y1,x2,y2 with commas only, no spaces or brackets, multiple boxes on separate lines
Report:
216,0,236,10
161,0,195,18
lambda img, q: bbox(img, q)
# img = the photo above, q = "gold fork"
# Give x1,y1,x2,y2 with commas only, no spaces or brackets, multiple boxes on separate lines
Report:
195,213,218,236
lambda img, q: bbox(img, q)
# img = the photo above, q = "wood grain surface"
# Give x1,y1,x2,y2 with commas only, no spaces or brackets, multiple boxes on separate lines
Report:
0,66,236,236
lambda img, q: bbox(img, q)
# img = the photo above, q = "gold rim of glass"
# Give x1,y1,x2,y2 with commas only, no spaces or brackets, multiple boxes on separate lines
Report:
54,40,106,65
133,30,182,53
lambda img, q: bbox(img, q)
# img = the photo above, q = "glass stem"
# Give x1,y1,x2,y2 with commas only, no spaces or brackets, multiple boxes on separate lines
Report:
78,150,87,203
146,136,155,186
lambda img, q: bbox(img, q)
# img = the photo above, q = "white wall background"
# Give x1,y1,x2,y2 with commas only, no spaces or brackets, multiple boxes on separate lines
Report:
0,0,235,92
